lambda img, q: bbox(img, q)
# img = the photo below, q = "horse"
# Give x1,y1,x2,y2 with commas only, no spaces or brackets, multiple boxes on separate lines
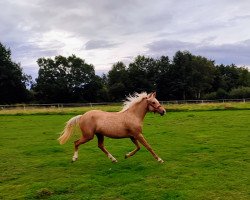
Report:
58,92,166,163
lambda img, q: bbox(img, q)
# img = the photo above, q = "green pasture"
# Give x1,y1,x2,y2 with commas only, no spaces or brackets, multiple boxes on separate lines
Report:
0,105,249,199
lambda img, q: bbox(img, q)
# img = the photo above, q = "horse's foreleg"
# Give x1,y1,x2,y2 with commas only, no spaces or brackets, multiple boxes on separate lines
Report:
73,136,92,162
135,133,164,163
96,134,117,163
125,137,140,159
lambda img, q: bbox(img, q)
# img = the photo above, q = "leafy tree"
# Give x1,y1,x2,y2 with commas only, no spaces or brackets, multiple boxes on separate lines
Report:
154,56,171,100
189,55,215,99
107,62,129,101
237,67,250,87
170,51,194,100
229,87,250,98
214,64,240,92
169,51,216,100
34,56,71,102
127,55,156,94
0,42,31,104
34,55,103,103
82,75,109,102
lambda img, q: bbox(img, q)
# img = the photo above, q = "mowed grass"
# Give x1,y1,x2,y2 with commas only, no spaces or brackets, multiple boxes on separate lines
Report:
0,109,249,199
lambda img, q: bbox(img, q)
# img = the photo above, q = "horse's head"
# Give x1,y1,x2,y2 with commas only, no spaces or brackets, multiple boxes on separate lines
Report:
146,92,166,116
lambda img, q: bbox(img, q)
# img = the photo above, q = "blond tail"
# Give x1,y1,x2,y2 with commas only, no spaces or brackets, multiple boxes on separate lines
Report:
58,115,82,144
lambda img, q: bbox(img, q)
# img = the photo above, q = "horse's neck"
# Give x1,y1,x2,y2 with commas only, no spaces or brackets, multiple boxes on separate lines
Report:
127,99,148,121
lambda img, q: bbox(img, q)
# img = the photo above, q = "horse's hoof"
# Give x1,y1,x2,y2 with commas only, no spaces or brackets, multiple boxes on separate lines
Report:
72,157,78,162
125,154,129,159
112,159,118,163
157,158,164,163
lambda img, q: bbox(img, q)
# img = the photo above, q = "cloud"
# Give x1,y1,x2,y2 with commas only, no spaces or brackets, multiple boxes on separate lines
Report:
84,40,119,50
146,40,193,56
198,40,250,66
146,39,250,66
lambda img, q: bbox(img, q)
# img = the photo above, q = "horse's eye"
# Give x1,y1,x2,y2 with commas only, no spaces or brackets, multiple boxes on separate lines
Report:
152,102,156,104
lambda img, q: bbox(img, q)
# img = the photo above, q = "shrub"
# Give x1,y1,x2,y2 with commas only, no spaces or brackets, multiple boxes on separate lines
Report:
229,87,250,99
203,92,217,100
216,88,229,99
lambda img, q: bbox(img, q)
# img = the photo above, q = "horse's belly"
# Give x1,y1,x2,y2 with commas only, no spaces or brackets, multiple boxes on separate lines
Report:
96,121,129,138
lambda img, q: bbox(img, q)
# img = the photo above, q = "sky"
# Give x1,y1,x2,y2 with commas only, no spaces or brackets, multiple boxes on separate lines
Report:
1,0,250,78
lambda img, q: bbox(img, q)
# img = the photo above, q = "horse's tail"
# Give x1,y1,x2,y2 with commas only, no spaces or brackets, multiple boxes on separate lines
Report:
58,115,82,145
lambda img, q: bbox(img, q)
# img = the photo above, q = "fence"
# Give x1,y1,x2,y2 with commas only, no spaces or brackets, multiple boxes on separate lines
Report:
0,102,115,110
0,98,250,110
161,98,250,104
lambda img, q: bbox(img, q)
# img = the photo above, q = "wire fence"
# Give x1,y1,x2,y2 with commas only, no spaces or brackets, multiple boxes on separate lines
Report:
0,98,250,110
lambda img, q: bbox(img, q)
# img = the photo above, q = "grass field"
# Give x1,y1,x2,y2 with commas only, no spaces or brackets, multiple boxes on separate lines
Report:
0,104,250,199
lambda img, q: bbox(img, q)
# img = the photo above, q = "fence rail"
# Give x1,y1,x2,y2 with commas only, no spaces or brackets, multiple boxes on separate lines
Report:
0,98,250,110
161,98,250,104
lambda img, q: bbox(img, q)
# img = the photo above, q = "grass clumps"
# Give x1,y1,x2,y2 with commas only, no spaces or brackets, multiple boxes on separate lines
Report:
35,188,53,199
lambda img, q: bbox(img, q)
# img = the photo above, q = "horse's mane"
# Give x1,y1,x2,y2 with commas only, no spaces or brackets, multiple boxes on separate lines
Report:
120,92,148,112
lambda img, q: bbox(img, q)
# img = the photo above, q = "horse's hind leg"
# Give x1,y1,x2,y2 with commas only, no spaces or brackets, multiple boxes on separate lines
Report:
72,135,93,162
125,137,140,159
96,134,117,163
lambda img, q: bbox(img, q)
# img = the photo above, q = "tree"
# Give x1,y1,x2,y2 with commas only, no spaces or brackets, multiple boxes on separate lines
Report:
127,55,156,94
34,55,103,103
189,55,215,99
154,56,171,100
237,67,250,87
0,42,31,104
170,51,194,100
107,62,129,101
214,64,240,92
170,51,216,100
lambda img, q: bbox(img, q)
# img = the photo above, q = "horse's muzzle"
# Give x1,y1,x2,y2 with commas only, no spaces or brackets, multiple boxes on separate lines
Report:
159,109,166,116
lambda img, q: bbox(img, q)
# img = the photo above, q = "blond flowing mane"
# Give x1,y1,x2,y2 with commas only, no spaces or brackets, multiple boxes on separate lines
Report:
120,92,148,112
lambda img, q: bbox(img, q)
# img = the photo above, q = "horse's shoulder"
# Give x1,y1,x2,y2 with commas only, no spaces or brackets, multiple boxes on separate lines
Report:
123,116,142,132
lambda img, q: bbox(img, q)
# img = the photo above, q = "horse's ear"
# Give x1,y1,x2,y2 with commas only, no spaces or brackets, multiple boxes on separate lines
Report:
147,92,156,98
147,92,153,98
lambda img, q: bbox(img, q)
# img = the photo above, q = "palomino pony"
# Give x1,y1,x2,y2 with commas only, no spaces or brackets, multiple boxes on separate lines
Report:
58,92,166,163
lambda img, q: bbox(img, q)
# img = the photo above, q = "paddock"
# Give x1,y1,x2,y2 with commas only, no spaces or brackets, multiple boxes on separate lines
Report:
0,106,249,199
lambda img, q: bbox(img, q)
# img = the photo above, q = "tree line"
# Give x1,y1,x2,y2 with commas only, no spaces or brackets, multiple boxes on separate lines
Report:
1,42,250,104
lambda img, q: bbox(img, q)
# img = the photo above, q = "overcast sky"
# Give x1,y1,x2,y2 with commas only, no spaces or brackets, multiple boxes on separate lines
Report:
1,0,250,78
